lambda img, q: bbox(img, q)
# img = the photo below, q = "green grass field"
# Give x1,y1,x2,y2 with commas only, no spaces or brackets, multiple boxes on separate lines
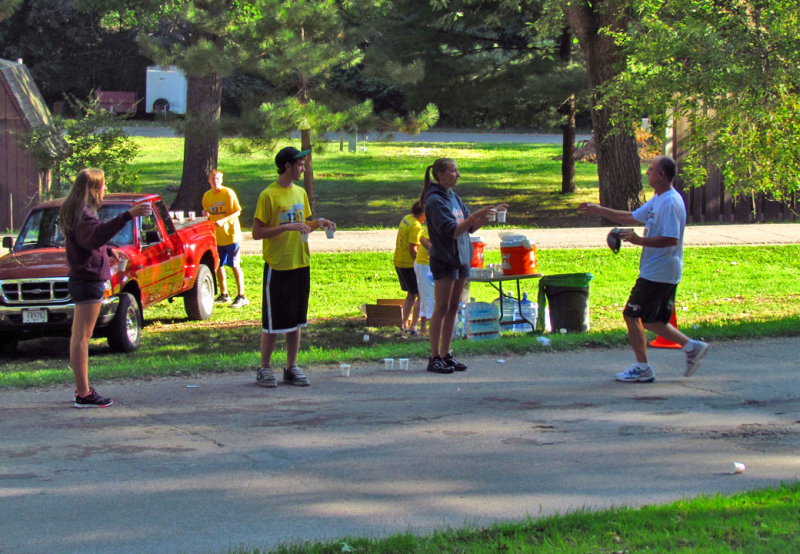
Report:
2,244,799,387
132,138,606,229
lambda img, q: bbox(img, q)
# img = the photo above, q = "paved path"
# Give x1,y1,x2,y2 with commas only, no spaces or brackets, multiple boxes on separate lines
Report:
2,337,800,553
244,222,800,254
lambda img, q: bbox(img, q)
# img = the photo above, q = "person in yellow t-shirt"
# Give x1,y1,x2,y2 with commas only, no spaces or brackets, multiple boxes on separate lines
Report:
413,223,433,335
251,147,336,388
202,169,248,308
393,200,425,334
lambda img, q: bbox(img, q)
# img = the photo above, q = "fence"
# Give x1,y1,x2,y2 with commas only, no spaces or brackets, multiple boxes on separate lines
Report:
677,170,798,223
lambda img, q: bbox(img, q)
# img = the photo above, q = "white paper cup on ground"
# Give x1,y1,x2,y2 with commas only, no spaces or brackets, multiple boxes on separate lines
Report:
496,208,507,223
383,358,394,370
729,462,746,474
398,358,409,371
340,363,351,377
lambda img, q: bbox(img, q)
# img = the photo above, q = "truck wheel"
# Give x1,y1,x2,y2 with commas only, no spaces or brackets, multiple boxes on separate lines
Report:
107,292,143,352
0,335,18,355
184,264,214,320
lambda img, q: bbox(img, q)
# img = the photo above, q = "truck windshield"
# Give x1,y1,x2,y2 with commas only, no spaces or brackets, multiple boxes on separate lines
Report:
14,205,134,251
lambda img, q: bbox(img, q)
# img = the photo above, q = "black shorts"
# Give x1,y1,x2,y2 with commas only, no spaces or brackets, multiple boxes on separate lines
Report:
68,278,105,304
430,258,470,281
395,266,419,294
622,277,677,323
262,264,310,333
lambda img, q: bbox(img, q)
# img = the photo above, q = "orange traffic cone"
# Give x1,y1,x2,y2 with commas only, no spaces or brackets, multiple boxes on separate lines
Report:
649,311,682,349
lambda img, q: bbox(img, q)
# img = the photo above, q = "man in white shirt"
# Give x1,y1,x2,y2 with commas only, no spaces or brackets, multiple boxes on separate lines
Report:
579,155,709,383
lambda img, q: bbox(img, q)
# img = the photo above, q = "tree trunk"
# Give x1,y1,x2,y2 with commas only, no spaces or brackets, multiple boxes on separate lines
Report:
565,2,642,212
171,73,223,212
560,94,576,194
300,128,317,214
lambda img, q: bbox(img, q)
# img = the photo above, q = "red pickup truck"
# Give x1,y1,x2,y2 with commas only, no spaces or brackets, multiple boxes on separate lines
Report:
0,193,219,353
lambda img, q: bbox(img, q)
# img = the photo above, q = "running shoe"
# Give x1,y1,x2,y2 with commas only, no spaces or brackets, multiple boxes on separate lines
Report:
215,293,231,304
256,367,277,388
684,340,710,377
284,365,310,386
230,295,249,308
615,365,655,383
443,352,467,371
74,387,113,408
426,355,454,374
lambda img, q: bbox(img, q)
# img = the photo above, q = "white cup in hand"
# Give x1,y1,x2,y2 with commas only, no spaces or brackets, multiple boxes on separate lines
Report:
496,208,507,223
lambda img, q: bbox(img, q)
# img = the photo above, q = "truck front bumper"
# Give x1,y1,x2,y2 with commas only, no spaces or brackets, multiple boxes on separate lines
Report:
0,296,119,338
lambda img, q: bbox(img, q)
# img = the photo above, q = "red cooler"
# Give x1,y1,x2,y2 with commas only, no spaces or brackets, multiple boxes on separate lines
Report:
470,236,485,268
501,237,537,275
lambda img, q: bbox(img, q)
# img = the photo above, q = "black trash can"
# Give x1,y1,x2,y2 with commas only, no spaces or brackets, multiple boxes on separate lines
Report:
537,273,593,332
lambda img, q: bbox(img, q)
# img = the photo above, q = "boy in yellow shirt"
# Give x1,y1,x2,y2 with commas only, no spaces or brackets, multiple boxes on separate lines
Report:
393,201,425,334
252,147,336,388
202,169,248,308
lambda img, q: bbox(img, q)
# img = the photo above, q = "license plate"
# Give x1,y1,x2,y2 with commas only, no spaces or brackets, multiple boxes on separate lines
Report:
22,308,48,324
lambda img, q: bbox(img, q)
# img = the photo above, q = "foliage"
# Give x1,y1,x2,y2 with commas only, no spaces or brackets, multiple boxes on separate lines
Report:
361,0,590,130
0,0,148,104
17,94,141,196
0,0,21,21
611,0,800,204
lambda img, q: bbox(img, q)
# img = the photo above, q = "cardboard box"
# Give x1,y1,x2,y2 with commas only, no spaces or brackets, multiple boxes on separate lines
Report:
360,299,405,327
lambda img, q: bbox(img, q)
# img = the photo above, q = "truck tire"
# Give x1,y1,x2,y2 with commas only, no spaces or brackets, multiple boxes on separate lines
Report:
184,264,214,320
107,292,143,352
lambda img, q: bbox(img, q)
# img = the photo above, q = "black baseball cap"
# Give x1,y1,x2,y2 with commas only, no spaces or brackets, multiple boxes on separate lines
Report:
275,146,311,169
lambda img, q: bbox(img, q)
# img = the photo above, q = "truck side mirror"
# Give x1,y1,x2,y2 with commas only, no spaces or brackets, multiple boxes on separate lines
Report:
143,230,161,245
2,236,13,251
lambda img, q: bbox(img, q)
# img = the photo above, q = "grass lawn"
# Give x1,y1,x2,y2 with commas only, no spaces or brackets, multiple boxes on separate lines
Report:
2,244,799,387
234,482,800,553
131,138,605,229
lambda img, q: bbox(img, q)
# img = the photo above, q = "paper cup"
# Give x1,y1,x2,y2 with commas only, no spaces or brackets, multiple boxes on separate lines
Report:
169,211,176,220
326,227,335,239
383,358,394,370
187,211,196,220
117,259,128,272
398,358,409,371
175,210,185,223
729,462,746,474
496,209,507,223
300,232,309,242
340,363,351,377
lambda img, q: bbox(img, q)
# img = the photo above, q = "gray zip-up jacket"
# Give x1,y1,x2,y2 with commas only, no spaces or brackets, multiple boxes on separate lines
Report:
424,182,473,266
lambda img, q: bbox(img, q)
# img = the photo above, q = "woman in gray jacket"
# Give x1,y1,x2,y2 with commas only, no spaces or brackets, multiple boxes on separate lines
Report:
420,158,504,374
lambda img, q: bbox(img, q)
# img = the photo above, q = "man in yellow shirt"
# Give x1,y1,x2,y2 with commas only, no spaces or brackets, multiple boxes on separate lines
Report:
252,147,336,387
393,201,425,334
202,169,248,308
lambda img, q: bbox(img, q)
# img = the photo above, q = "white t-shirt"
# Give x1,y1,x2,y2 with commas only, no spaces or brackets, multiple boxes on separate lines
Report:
632,187,686,284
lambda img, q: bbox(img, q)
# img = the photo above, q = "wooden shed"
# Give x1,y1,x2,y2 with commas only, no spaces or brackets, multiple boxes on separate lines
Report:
0,58,59,231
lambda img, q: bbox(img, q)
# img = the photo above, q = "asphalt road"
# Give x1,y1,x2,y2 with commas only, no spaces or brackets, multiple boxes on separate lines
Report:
2,338,800,553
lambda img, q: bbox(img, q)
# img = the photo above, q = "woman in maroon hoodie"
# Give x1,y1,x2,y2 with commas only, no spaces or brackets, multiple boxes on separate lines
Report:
60,169,150,408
